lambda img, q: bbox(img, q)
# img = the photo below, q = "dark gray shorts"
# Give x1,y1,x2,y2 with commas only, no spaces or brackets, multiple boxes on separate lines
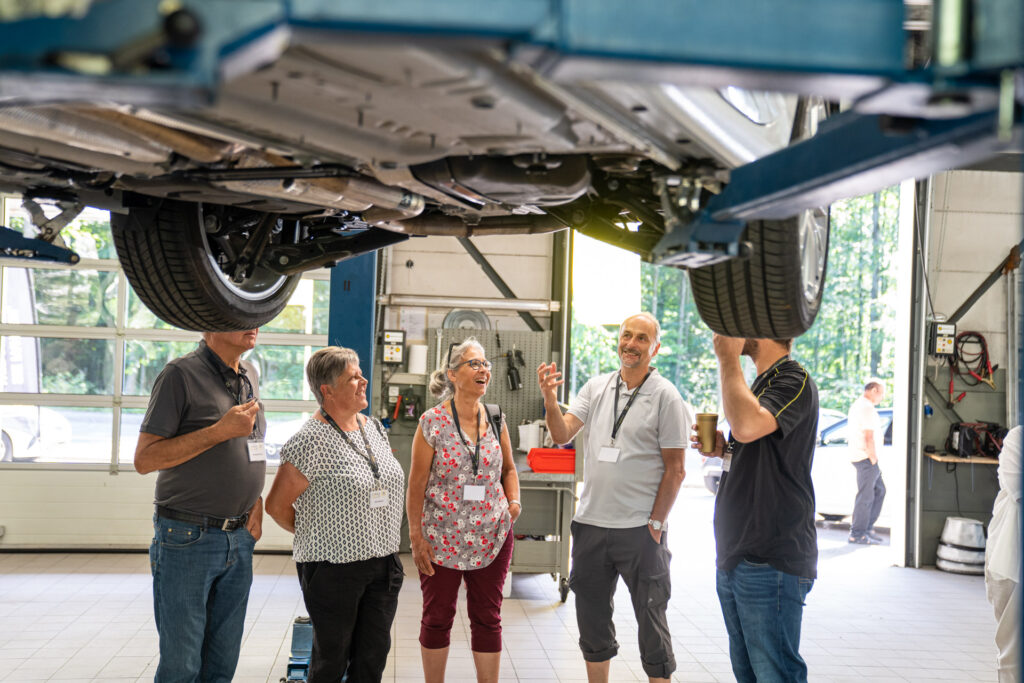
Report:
568,521,675,679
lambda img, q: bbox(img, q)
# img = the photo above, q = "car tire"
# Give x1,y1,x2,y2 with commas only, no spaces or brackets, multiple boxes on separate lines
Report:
111,200,300,331
689,208,829,339
0,430,12,462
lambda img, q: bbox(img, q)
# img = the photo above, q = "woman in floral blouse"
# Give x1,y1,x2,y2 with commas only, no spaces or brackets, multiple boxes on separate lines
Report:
407,337,521,683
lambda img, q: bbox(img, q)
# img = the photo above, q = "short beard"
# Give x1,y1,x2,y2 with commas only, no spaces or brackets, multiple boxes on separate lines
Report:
741,339,759,358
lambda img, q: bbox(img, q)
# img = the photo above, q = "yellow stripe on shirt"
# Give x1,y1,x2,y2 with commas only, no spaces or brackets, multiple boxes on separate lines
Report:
755,363,808,419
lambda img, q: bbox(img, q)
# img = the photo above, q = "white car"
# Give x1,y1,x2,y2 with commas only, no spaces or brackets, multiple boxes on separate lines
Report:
0,405,73,462
700,408,845,495
812,408,894,523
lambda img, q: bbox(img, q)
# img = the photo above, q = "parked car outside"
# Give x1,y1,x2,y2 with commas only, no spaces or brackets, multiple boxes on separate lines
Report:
0,405,73,462
812,408,894,523
700,408,845,495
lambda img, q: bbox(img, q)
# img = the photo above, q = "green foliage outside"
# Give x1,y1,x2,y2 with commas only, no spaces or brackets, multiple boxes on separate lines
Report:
570,188,900,413
6,214,324,397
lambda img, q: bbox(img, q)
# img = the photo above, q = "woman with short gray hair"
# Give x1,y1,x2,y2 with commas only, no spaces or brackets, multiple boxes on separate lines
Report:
266,346,405,683
407,336,521,683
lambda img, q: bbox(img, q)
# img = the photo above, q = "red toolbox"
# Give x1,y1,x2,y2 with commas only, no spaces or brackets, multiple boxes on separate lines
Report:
527,448,576,474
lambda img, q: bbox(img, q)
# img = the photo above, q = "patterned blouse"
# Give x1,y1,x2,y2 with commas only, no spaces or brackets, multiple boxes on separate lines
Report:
418,402,512,570
281,416,405,564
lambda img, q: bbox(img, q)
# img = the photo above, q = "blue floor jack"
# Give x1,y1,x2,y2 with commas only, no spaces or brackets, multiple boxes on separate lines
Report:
280,616,312,682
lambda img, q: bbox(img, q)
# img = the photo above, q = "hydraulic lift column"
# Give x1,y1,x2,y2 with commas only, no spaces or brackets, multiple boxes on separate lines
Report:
328,252,377,413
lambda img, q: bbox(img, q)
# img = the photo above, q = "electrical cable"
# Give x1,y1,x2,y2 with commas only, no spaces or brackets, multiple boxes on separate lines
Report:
948,331,996,398
946,462,962,517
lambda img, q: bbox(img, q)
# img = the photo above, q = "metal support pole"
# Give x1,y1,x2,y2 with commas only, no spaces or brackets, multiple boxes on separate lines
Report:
328,252,376,413
456,237,544,332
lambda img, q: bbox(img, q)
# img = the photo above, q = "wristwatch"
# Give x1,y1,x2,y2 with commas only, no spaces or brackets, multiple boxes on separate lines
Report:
647,518,667,531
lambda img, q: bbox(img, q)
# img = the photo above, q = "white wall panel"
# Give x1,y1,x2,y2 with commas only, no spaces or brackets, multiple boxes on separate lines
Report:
0,469,293,551
929,170,1024,368
386,232,557,337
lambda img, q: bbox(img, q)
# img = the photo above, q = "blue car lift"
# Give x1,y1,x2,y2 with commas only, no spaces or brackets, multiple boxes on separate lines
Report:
0,0,1020,267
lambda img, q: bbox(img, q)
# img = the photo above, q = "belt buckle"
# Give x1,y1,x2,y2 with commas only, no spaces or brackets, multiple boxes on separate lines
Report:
221,518,231,531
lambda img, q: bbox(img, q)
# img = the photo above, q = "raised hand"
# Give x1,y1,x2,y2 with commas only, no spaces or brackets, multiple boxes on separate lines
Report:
537,362,564,400
712,333,745,359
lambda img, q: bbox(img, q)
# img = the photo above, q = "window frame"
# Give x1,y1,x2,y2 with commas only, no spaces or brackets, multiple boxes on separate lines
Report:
0,194,325,472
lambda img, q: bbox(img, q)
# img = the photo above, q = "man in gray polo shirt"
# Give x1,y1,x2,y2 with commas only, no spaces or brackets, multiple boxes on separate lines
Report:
135,329,266,683
538,312,691,683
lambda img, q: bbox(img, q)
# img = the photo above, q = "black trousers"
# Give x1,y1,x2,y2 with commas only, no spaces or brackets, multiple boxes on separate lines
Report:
568,522,676,679
851,460,886,537
296,554,404,683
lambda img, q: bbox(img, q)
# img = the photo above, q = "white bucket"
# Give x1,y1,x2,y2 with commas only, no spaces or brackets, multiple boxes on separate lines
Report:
518,423,542,452
940,517,986,550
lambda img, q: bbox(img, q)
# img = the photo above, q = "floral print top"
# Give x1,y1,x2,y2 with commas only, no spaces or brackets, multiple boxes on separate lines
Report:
418,402,512,570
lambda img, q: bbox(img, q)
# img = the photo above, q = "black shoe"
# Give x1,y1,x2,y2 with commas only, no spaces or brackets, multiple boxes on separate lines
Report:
848,534,877,545
866,531,886,543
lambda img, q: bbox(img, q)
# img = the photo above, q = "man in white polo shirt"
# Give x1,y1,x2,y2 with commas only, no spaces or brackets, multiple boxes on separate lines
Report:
538,312,692,683
847,378,886,544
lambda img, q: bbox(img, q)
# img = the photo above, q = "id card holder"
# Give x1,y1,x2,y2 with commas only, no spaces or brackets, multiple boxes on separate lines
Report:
598,446,620,463
369,489,389,508
247,439,267,462
464,485,486,501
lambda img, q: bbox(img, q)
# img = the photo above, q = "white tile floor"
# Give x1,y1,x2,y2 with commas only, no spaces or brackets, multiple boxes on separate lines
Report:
0,488,1002,682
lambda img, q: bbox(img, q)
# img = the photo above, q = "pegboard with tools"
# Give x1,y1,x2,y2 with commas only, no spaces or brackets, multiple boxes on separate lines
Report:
427,328,551,442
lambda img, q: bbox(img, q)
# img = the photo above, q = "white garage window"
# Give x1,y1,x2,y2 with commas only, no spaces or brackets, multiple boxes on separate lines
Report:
0,195,324,469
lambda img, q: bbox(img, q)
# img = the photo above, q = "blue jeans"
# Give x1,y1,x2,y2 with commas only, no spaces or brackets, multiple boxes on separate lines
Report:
149,515,256,683
716,560,814,683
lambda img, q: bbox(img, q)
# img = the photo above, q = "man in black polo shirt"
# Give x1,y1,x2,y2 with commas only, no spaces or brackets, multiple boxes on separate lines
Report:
695,335,819,683
135,330,266,683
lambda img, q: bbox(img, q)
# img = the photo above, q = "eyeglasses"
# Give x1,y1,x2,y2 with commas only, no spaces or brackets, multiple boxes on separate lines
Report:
453,359,492,371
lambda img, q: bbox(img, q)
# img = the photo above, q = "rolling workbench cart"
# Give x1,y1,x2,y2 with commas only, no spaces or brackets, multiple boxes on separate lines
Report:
510,466,577,602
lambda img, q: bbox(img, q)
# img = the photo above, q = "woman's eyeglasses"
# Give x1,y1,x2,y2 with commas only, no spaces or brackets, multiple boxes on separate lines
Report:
453,359,491,371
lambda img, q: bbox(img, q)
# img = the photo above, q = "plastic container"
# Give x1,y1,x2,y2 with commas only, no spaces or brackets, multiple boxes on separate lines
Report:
527,448,575,474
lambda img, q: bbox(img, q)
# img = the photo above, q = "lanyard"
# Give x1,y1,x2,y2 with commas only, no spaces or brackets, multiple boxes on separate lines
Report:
200,345,261,438
200,346,254,405
609,370,652,443
322,411,380,480
449,402,483,475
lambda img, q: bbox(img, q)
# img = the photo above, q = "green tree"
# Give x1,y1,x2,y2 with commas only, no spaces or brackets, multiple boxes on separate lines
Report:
570,187,901,414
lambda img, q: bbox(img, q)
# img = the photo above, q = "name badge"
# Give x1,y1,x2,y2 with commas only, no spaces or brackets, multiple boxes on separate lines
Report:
464,484,486,501
722,452,732,473
369,489,389,508
598,446,620,463
247,440,266,462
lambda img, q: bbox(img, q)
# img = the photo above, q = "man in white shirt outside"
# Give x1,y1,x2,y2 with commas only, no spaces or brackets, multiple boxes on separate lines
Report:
847,378,886,545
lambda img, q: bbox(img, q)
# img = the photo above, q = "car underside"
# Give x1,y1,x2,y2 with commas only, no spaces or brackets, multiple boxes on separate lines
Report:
0,31,830,336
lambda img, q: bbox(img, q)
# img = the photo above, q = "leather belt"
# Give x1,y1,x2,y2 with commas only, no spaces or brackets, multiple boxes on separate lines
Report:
156,505,249,531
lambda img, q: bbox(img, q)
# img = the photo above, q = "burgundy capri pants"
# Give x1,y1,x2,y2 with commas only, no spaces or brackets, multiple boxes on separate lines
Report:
418,533,514,652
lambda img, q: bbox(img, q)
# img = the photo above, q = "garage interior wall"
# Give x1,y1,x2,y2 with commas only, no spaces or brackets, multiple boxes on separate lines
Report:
0,223,558,551
916,169,1023,564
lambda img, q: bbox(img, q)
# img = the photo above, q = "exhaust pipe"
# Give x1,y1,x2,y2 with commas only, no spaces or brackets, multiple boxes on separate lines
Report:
381,213,568,237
